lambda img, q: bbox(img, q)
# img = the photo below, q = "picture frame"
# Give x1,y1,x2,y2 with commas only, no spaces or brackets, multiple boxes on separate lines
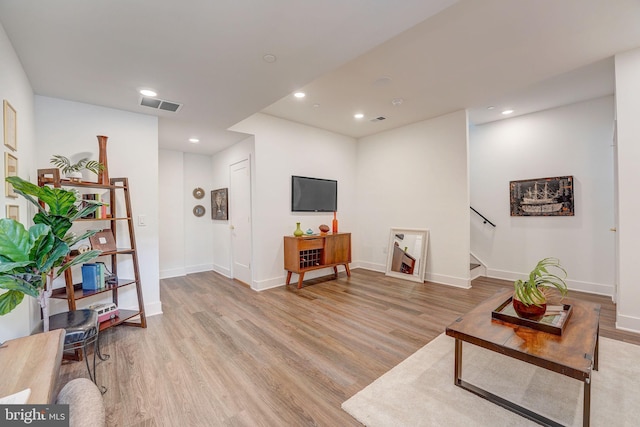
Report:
510,175,574,217
6,204,18,221
3,100,17,151
4,152,18,198
89,229,117,252
211,188,228,220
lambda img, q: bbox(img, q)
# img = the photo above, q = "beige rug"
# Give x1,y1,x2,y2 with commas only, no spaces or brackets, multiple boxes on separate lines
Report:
342,334,640,426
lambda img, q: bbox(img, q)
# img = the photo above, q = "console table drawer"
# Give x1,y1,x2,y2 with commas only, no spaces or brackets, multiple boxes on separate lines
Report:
297,238,324,250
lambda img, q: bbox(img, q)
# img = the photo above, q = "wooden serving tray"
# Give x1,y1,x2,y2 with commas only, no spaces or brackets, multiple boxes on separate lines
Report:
491,297,573,335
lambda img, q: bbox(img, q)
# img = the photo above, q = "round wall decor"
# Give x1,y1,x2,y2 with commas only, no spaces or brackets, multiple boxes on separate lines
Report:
193,205,206,217
193,187,205,199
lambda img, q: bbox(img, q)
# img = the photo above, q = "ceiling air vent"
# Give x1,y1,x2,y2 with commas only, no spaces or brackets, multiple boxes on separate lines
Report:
139,96,183,113
370,116,386,122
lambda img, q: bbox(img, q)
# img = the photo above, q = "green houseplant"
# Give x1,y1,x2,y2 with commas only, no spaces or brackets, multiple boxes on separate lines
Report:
513,257,568,320
50,155,104,182
0,176,103,331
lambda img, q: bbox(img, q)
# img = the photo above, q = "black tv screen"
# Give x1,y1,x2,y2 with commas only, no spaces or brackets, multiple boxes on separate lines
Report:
291,176,337,212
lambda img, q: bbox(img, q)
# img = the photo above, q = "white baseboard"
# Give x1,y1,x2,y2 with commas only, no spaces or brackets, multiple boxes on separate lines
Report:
212,263,231,278
470,265,486,281
159,267,186,279
356,261,386,273
616,313,640,334
486,268,614,297
254,264,354,292
144,300,163,317
425,272,471,289
186,264,214,275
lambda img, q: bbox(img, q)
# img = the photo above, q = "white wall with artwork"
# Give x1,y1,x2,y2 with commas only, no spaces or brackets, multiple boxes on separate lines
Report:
469,96,615,296
356,110,471,288
34,96,162,318
0,22,38,341
230,113,357,290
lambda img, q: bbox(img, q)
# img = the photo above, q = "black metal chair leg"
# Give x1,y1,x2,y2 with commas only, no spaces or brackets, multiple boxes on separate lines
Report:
96,331,110,361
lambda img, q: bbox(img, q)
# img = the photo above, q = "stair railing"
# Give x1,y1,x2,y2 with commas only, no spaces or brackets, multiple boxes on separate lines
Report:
470,206,496,227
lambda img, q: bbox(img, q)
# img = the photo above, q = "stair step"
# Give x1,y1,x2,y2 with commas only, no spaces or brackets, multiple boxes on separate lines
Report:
470,263,481,270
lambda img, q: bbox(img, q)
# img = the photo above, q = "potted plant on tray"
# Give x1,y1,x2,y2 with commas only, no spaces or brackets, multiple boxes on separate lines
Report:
0,176,103,331
513,257,568,320
50,155,104,182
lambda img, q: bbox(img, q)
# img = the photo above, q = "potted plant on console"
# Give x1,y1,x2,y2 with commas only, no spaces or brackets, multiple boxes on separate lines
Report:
513,257,568,321
0,176,103,331
50,155,104,183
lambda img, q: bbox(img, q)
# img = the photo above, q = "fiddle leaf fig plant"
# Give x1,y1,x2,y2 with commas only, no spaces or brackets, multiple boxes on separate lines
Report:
0,176,104,331
513,257,568,307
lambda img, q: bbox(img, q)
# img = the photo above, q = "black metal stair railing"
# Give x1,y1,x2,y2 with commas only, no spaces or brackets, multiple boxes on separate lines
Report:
470,206,496,227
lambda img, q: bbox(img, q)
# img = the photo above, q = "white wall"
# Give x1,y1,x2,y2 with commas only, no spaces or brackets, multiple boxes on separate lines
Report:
470,96,615,295
35,96,162,318
158,150,216,278
0,22,38,341
210,136,254,279
158,149,185,278
356,110,471,287
183,153,215,274
615,48,640,332
230,113,357,290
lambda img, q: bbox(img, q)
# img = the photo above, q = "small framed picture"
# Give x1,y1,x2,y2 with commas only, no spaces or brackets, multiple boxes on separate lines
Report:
211,188,228,220
6,205,18,221
5,152,18,198
3,100,17,151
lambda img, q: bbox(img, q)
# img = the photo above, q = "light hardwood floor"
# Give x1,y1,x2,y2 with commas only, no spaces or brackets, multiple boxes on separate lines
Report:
58,269,640,426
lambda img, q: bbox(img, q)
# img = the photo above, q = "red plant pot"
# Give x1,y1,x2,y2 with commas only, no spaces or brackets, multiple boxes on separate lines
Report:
513,298,546,321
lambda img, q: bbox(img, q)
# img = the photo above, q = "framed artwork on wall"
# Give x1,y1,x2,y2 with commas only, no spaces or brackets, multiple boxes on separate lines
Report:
510,175,574,217
211,188,228,220
6,205,18,221
3,100,17,151
4,152,18,198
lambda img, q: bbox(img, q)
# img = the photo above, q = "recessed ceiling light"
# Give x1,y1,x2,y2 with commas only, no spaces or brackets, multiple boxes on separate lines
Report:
502,109,514,115
354,113,364,119
139,89,157,97
294,92,306,99
487,106,495,110
391,98,404,106
189,138,199,143
263,54,277,63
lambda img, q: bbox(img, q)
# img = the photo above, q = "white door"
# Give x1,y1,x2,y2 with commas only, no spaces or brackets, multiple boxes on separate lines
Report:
230,159,252,286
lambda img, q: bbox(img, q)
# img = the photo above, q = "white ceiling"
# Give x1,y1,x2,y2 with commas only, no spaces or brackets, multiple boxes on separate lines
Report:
1,0,639,155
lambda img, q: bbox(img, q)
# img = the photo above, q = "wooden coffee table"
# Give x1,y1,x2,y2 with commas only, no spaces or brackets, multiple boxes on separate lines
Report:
445,289,600,427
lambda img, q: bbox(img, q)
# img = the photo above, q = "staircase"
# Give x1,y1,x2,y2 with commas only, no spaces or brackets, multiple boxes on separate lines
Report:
469,254,485,280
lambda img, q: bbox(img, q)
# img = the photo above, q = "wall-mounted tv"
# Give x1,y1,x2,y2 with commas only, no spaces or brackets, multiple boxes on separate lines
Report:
291,175,337,212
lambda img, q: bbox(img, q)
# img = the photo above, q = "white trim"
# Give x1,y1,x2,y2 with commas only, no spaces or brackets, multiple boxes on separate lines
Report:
425,272,471,289
616,314,640,334
212,264,231,279
356,261,386,273
144,301,163,317
185,264,214,275
487,268,615,297
159,267,186,279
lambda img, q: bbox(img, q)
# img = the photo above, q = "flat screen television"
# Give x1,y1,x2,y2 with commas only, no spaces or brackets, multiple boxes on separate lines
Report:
291,175,337,212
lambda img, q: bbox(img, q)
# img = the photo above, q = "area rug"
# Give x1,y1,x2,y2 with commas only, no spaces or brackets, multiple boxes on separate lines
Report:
342,334,640,426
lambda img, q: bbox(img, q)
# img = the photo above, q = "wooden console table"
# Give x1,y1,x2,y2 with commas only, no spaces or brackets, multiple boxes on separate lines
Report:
284,232,351,288
446,289,600,426
0,329,65,403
